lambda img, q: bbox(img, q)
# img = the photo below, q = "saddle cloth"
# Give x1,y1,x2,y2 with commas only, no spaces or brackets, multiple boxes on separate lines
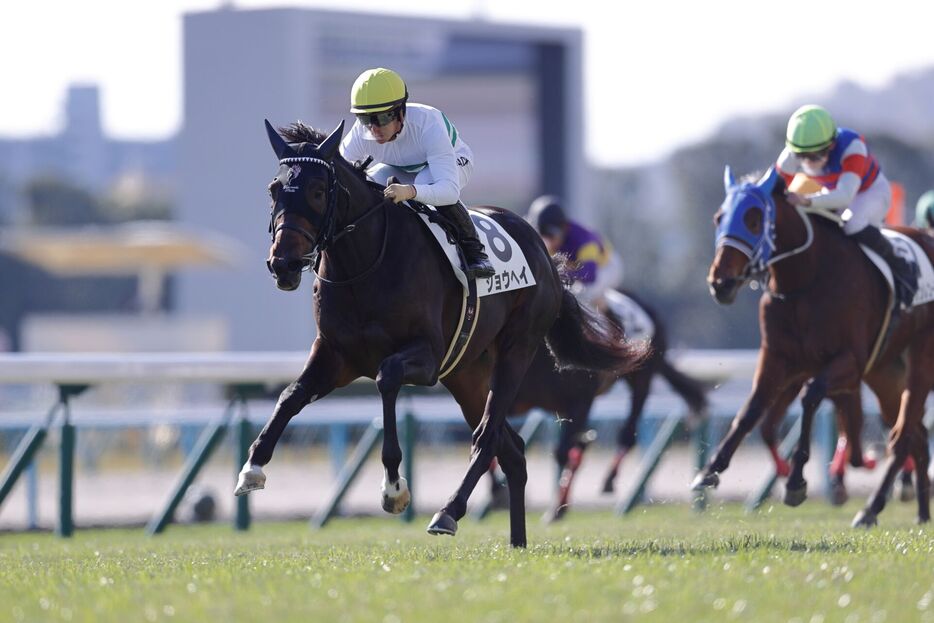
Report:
605,290,655,343
412,207,537,296
860,230,934,308
410,204,536,378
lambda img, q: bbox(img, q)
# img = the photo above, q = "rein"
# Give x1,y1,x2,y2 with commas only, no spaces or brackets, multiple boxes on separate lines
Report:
313,197,391,285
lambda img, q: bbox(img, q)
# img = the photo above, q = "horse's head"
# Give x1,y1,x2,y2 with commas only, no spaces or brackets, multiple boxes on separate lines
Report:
707,167,780,304
264,119,344,291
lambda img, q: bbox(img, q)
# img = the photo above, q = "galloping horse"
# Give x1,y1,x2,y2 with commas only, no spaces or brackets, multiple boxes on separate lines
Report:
696,167,934,527
235,120,646,546
509,289,708,521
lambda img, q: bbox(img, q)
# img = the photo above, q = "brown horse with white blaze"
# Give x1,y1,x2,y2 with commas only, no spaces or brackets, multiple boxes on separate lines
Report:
694,166,934,527
234,120,647,547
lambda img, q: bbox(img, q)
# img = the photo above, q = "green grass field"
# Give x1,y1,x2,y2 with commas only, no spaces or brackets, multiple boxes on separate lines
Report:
1,501,932,623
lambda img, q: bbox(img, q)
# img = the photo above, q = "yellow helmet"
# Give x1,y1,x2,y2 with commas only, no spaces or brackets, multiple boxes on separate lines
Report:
786,104,837,153
350,68,408,114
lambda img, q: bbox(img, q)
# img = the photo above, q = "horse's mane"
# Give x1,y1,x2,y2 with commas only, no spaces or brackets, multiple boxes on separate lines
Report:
739,170,844,233
739,170,788,195
278,121,328,145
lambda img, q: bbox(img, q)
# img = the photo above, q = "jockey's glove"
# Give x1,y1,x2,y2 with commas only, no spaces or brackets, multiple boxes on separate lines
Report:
384,184,417,204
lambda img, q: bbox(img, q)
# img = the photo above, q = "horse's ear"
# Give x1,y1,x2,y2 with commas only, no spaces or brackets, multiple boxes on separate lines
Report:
756,167,779,195
723,165,736,193
318,120,345,159
265,119,295,160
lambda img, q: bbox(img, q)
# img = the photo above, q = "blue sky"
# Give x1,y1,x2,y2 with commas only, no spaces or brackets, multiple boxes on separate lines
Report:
2,0,932,165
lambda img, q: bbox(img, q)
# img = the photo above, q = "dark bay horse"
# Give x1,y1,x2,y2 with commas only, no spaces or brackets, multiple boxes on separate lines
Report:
508,290,708,521
695,166,934,527
234,120,646,546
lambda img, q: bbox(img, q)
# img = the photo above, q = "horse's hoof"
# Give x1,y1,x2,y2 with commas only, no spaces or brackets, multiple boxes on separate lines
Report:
783,482,807,507
830,481,849,507
542,504,568,524
426,511,458,536
851,509,878,528
234,464,266,496
915,515,930,525
381,476,410,515
690,471,719,491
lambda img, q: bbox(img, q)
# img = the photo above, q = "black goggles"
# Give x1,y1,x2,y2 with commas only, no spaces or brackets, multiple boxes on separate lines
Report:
355,108,400,128
797,148,830,162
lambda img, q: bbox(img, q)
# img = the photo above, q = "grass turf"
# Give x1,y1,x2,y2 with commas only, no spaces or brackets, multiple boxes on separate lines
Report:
1,501,933,623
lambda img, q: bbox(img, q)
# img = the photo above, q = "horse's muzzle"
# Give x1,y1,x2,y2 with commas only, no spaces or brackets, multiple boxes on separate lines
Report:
267,256,304,291
708,276,741,305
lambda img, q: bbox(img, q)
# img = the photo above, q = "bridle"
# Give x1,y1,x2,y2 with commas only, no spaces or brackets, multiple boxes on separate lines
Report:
268,155,390,285
717,188,817,297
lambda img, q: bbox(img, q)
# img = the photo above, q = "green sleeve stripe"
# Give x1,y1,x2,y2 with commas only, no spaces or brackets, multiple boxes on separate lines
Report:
395,112,457,173
441,112,458,146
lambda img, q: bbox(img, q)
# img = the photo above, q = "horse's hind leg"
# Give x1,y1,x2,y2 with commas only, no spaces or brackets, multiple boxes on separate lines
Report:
497,423,528,545
854,340,934,527
602,370,650,494
911,421,930,521
236,338,349,495
375,340,439,514
430,335,540,547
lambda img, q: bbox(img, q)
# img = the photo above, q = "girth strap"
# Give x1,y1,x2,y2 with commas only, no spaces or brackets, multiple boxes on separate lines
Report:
438,276,480,379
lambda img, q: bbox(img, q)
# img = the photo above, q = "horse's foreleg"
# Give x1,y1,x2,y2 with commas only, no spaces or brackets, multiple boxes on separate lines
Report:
375,340,438,515
429,337,538,547
692,353,792,490
761,381,802,478
548,400,595,522
602,373,649,494
784,376,826,507
235,338,347,496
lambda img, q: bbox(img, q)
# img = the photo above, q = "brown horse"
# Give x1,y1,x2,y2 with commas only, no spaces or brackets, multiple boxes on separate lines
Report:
695,166,934,527
508,289,708,521
234,120,646,546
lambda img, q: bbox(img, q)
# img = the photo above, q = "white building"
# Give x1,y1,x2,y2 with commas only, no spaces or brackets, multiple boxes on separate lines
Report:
179,7,585,350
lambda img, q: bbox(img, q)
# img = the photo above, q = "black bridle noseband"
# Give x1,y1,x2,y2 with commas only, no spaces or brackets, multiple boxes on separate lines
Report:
268,155,389,285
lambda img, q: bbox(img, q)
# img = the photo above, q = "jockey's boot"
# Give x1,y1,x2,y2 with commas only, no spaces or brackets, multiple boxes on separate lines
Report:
437,202,496,279
851,225,919,314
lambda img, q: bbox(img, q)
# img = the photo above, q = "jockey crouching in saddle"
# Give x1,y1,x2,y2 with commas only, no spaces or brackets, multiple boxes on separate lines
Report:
339,67,494,279
778,104,919,322
527,195,624,312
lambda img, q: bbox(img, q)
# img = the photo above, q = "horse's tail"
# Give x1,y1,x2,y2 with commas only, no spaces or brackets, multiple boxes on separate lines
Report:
545,288,650,377
656,357,709,415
